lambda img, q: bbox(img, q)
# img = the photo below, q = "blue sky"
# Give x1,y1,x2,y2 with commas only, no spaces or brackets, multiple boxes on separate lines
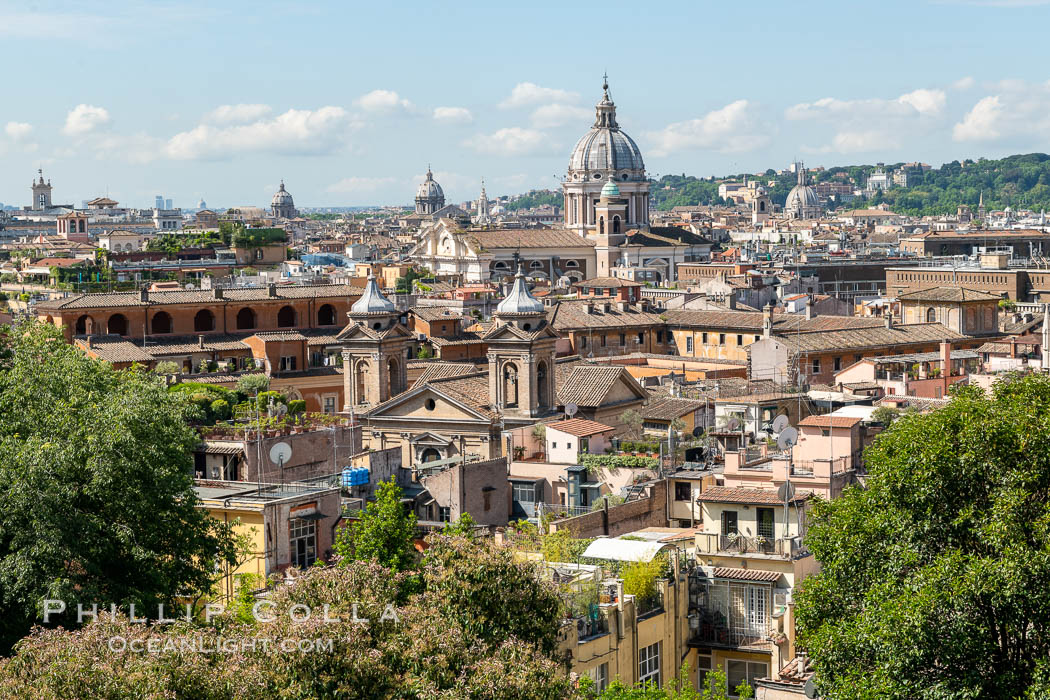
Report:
3,0,1050,209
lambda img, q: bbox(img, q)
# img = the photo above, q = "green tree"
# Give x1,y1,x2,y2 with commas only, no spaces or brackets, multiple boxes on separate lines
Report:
236,373,269,395
796,374,1050,699
335,477,417,572
153,360,181,376
620,408,644,440
0,321,239,652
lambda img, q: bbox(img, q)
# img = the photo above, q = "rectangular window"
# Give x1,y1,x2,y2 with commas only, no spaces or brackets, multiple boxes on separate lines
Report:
580,335,587,347
737,334,743,345
587,663,609,692
551,442,557,449
754,335,761,342
290,518,317,568
702,332,708,344
811,358,820,374
686,337,694,353
697,654,713,691
639,642,661,687
675,481,691,501
619,333,626,346
719,333,726,345
721,510,738,536
757,507,775,539
726,660,768,698
280,355,297,371
601,335,607,347
656,330,663,343
438,507,451,522
833,356,841,371
637,332,644,344
512,482,536,504
323,396,336,414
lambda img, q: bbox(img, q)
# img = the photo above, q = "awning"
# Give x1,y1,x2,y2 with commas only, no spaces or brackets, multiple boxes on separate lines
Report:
582,537,677,563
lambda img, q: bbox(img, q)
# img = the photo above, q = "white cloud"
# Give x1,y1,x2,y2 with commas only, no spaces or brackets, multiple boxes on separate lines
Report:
354,89,413,113
530,103,591,128
432,106,473,124
499,82,579,109
786,88,946,154
462,127,550,156
164,106,355,160
63,104,111,136
951,82,1050,144
5,122,33,141
326,176,398,193
953,76,976,90
646,100,772,156
206,104,272,124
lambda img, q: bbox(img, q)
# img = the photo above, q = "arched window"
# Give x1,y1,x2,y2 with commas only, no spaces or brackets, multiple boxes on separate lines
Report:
613,215,621,234
107,313,128,336
318,304,337,326
503,363,519,408
194,309,215,332
236,307,256,330
355,361,369,405
420,448,441,463
537,361,549,410
75,315,92,335
599,216,605,234
530,260,544,270
151,311,172,334
926,308,937,323
760,201,766,212
388,357,401,396
277,305,296,328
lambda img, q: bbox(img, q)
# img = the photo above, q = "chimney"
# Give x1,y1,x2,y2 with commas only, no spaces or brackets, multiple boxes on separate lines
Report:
139,287,149,303
941,341,952,376
1010,337,1018,359
805,298,815,320
618,301,630,313
198,335,205,349
213,287,223,300
762,303,773,339
268,283,277,298
727,292,737,310
885,312,894,329
86,335,94,348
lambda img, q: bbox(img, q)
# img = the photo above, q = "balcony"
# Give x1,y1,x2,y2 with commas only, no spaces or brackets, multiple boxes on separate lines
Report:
695,532,803,559
687,577,776,651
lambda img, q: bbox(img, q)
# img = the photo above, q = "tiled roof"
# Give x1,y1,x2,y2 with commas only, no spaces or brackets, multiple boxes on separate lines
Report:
411,362,479,388
898,287,1003,302
37,284,362,311
410,307,468,321
775,322,966,353
574,276,643,288
251,331,308,342
425,372,494,418
798,415,863,428
714,392,799,405
557,365,644,407
428,333,486,347
552,300,666,330
698,486,809,505
642,396,705,421
76,335,153,363
466,228,595,250
546,418,615,437
712,567,782,583
623,227,713,247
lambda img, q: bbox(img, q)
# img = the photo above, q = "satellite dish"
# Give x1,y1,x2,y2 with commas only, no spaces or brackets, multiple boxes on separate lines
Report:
776,427,799,451
772,414,791,433
777,479,797,503
692,426,704,438
726,418,740,431
564,403,578,417
269,442,292,466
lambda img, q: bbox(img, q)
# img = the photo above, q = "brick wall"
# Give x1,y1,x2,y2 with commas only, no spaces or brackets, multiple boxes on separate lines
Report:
551,479,669,538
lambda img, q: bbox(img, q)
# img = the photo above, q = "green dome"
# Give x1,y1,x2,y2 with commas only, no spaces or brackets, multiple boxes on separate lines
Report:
600,180,621,198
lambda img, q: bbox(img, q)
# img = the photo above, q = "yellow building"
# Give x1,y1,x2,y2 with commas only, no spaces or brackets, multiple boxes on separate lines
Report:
195,481,341,600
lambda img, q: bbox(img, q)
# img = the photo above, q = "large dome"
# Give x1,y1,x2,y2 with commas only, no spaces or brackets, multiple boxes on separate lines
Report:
416,168,444,201
785,184,819,211
271,181,293,206
568,79,645,174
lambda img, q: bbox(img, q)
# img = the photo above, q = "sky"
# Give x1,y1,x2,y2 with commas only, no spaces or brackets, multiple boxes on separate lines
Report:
3,0,1050,209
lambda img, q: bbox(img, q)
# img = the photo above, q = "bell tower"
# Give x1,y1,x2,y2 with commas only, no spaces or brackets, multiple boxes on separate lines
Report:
31,169,52,211
484,263,558,421
337,273,412,410
593,180,628,274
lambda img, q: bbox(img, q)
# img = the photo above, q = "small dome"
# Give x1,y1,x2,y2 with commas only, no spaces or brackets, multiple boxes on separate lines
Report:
416,168,444,201
601,180,621,198
350,273,396,315
496,264,545,315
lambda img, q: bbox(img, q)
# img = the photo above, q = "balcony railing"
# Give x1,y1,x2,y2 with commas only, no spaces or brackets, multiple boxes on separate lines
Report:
690,615,772,649
696,532,802,558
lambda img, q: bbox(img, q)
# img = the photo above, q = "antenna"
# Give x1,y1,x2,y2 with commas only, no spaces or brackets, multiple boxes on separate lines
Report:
564,403,578,418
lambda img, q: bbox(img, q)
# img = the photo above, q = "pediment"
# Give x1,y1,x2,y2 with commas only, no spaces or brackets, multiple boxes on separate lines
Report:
366,384,491,422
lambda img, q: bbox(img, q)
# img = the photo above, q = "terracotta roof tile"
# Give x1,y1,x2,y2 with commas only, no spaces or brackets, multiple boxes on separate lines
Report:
698,486,809,505
798,415,862,428
546,418,615,437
